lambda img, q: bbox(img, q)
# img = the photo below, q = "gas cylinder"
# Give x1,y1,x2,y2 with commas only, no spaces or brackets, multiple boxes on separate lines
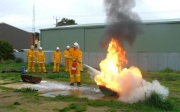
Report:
21,66,25,74
71,61,77,75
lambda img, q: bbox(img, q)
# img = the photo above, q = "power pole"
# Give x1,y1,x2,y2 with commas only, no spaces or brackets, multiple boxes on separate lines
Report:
32,0,35,45
53,16,60,27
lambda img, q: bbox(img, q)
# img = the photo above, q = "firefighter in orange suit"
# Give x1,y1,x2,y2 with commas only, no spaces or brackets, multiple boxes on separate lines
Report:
27,45,36,73
36,47,47,73
69,42,82,86
64,45,70,72
52,47,62,72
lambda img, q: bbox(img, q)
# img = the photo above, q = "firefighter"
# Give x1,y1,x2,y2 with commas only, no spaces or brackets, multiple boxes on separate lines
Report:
27,45,36,73
69,42,82,86
52,47,62,72
64,45,70,72
36,47,47,73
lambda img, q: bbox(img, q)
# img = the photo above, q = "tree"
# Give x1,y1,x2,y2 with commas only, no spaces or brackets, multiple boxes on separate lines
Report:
56,18,77,26
0,40,14,61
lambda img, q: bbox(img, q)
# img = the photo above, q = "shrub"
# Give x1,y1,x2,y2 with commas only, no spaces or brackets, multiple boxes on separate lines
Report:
0,40,15,61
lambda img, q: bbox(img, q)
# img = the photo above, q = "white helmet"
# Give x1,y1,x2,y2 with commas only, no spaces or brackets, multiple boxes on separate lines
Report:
56,47,60,50
67,45,70,49
73,42,79,48
39,47,42,50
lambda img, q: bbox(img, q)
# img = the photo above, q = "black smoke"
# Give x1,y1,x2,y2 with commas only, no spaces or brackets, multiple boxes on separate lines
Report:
101,0,143,47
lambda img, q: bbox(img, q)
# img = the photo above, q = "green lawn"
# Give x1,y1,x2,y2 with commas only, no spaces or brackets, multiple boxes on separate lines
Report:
0,61,180,112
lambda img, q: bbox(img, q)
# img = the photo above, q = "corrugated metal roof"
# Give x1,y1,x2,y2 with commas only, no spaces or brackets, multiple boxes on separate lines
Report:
40,18,180,31
0,22,30,33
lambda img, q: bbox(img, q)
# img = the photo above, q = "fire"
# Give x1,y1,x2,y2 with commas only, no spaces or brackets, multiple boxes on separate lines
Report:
94,38,142,95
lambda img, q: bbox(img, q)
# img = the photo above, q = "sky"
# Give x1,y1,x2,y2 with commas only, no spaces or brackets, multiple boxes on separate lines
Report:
0,0,180,33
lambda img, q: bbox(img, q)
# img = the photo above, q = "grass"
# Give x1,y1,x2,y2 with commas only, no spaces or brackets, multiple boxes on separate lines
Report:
144,92,174,111
0,61,180,111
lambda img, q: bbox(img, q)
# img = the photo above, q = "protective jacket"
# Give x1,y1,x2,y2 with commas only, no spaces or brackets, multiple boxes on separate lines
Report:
37,51,45,63
27,49,36,62
64,49,70,71
52,51,62,63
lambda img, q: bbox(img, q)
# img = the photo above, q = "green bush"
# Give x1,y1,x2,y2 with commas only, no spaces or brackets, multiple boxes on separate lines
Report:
0,40,15,61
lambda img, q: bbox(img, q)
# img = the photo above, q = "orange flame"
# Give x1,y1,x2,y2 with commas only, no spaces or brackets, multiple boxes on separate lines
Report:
94,38,142,95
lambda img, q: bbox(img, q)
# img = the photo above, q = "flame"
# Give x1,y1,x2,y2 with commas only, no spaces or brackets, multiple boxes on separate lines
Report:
94,38,142,95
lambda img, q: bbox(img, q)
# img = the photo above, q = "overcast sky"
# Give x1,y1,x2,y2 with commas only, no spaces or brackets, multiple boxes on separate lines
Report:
0,0,180,32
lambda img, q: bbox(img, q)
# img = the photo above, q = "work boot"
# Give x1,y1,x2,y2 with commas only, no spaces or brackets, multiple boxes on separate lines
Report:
70,83,74,86
77,82,81,86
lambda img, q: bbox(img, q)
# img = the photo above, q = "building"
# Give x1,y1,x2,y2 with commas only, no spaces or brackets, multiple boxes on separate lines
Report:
39,19,180,71
0,23,34,50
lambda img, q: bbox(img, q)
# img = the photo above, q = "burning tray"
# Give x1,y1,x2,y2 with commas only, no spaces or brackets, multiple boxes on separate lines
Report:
99,85,118,96
21,75,42,84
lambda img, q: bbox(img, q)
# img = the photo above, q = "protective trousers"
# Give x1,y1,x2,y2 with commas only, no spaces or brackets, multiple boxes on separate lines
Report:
65,58,70,72
27,62,35,72
69,62,81,83
38,63,47,72
53,63,60,72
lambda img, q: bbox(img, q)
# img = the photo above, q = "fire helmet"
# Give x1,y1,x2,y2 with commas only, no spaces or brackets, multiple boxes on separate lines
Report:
73,42,79,48
56,47,60,50
67,45,70,49
39,47,42,50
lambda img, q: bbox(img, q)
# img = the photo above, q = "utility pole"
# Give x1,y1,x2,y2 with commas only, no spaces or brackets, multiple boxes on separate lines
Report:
53,16,60,27
32,0,35,46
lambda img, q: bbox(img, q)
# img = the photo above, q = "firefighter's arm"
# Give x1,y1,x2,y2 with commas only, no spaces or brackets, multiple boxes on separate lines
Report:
33,51,36,62
44,52,46,63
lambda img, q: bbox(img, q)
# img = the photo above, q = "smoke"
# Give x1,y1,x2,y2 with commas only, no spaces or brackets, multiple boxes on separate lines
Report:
85,65,169,103
101,0,143,46
119,80,169,103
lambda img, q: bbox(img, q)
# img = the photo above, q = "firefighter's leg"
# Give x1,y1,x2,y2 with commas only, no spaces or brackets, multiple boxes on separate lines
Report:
67,59,69,72
70,74,75,83
76,63,81,83
53,62,56,72
42,63,47,72
65,59,68,72
57,63,60,72
69,60,72,74
27,62,31,72
38,63,42,73
32,62,35,72
69,62,74,85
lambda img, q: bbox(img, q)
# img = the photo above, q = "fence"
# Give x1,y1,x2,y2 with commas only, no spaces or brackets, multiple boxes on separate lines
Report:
14,52,180,71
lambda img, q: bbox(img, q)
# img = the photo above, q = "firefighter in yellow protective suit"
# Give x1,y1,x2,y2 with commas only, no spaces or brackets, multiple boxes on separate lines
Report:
52,47,62,72
69,42,82,86
36,47,47,73
64,45,70,72
27,45,36,73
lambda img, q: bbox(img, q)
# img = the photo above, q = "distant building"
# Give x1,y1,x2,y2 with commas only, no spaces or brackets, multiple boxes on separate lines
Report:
39,19,180,71
40,19,180,53
0,23,35,50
